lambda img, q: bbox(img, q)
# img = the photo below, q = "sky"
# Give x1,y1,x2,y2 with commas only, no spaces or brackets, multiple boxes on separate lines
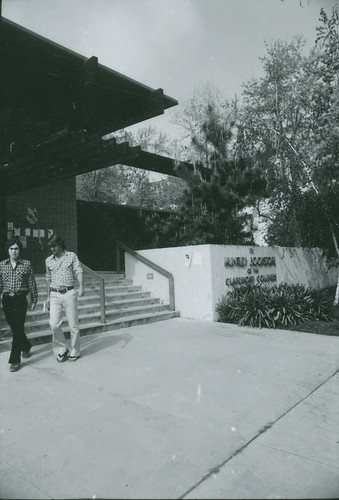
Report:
3,0,337,138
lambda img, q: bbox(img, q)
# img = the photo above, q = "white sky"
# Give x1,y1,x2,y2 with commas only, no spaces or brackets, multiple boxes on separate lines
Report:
3,0,337,138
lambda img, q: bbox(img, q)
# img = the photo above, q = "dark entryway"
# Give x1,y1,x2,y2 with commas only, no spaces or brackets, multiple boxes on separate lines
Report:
77,200,171,271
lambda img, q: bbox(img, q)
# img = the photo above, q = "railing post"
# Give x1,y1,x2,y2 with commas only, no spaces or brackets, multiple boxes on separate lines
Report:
169,275,175,311
99,279,106,323
116,243,121,273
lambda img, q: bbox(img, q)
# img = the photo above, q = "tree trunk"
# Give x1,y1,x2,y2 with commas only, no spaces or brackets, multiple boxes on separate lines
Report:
334,275,339,306
331,227,339,306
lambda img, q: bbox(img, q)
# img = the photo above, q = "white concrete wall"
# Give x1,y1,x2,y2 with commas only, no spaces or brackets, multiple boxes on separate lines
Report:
125,244,338,321
276,247,338,289
210,245,278,320
125,252,170,306
125,246,215,320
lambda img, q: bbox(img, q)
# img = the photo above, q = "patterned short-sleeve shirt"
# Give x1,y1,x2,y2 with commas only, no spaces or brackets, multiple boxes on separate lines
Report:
0,258,38,303
45,251,83,288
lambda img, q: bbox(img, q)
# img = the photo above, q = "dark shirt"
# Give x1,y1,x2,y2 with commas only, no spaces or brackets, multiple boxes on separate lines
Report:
0,258,38,304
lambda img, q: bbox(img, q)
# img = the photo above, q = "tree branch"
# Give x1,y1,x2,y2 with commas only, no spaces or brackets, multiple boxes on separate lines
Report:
255,201,274,221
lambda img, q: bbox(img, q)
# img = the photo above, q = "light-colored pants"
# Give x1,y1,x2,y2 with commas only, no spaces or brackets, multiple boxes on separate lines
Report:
49,289,80,357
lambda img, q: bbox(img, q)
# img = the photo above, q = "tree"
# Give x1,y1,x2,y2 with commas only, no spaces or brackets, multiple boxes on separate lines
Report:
172,83,238,164
315,6,339,303
237,36,312,244
238,21,338,245
236,6,339,301
146,102,266,247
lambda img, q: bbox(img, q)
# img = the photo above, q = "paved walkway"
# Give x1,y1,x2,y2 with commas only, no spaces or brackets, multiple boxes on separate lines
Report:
0,318,338,499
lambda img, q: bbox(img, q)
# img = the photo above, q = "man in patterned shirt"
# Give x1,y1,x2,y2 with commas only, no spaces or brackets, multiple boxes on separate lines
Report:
45,235,84,362
0,237,38,372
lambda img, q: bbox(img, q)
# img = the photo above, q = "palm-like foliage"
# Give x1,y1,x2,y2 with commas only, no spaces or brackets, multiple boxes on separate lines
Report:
216,283,337,329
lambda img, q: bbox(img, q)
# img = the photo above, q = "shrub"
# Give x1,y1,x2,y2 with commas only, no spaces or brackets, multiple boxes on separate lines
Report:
216,282,337,329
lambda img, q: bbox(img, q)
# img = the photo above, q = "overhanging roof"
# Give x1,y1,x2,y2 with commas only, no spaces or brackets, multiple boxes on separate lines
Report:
0,16,177,153
0,15,202,197
1,132,207,195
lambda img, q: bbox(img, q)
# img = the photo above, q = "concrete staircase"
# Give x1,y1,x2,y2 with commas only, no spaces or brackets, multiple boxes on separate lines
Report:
0,272,179,347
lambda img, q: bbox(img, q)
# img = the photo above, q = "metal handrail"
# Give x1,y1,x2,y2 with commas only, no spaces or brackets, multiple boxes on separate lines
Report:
81,262,106,323
115,240,175,310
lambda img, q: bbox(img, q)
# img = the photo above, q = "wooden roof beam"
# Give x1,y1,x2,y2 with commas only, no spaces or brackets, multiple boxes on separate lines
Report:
1,144,143,194
122,150,212,179
82,56,98,90
0,138,143,192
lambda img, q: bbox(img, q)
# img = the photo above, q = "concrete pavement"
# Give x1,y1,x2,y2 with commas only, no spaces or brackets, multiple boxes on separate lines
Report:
0,317,338,499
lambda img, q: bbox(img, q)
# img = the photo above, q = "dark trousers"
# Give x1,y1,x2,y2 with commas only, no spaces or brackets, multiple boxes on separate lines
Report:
2,294,31,364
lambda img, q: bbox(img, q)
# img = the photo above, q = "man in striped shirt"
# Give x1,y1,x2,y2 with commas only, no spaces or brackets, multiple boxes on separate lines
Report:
45,235,84,362
0,237,38,372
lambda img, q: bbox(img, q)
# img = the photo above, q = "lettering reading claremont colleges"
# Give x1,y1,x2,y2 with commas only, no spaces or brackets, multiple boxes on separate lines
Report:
224,253,277,287
225,274,277,286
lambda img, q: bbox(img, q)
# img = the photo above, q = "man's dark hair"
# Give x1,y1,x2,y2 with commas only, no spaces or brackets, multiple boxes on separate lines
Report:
5,236,23,253
47,235,66,250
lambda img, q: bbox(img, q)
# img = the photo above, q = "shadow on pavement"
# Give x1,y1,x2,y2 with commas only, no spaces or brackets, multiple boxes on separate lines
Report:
79,332,133,356
22,343,53,367
1,332,133,369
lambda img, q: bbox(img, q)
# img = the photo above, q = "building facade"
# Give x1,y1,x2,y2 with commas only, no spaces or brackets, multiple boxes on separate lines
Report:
0,15,190,271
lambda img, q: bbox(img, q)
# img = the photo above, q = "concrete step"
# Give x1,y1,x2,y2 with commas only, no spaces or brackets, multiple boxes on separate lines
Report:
34,280,133,292
34,284,143,300
84,281,133,288
11,290,151,313
0,271,180,350
34,273,126,285
2,297,160,324
1,303,172,336
0,310,180,350
0,290,151,317
76,276,129,283
96,272,125,278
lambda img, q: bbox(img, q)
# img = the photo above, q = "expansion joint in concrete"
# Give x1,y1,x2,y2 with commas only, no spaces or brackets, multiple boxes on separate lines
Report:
1,460,52,499
179,369,339,499
259,443,339,470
